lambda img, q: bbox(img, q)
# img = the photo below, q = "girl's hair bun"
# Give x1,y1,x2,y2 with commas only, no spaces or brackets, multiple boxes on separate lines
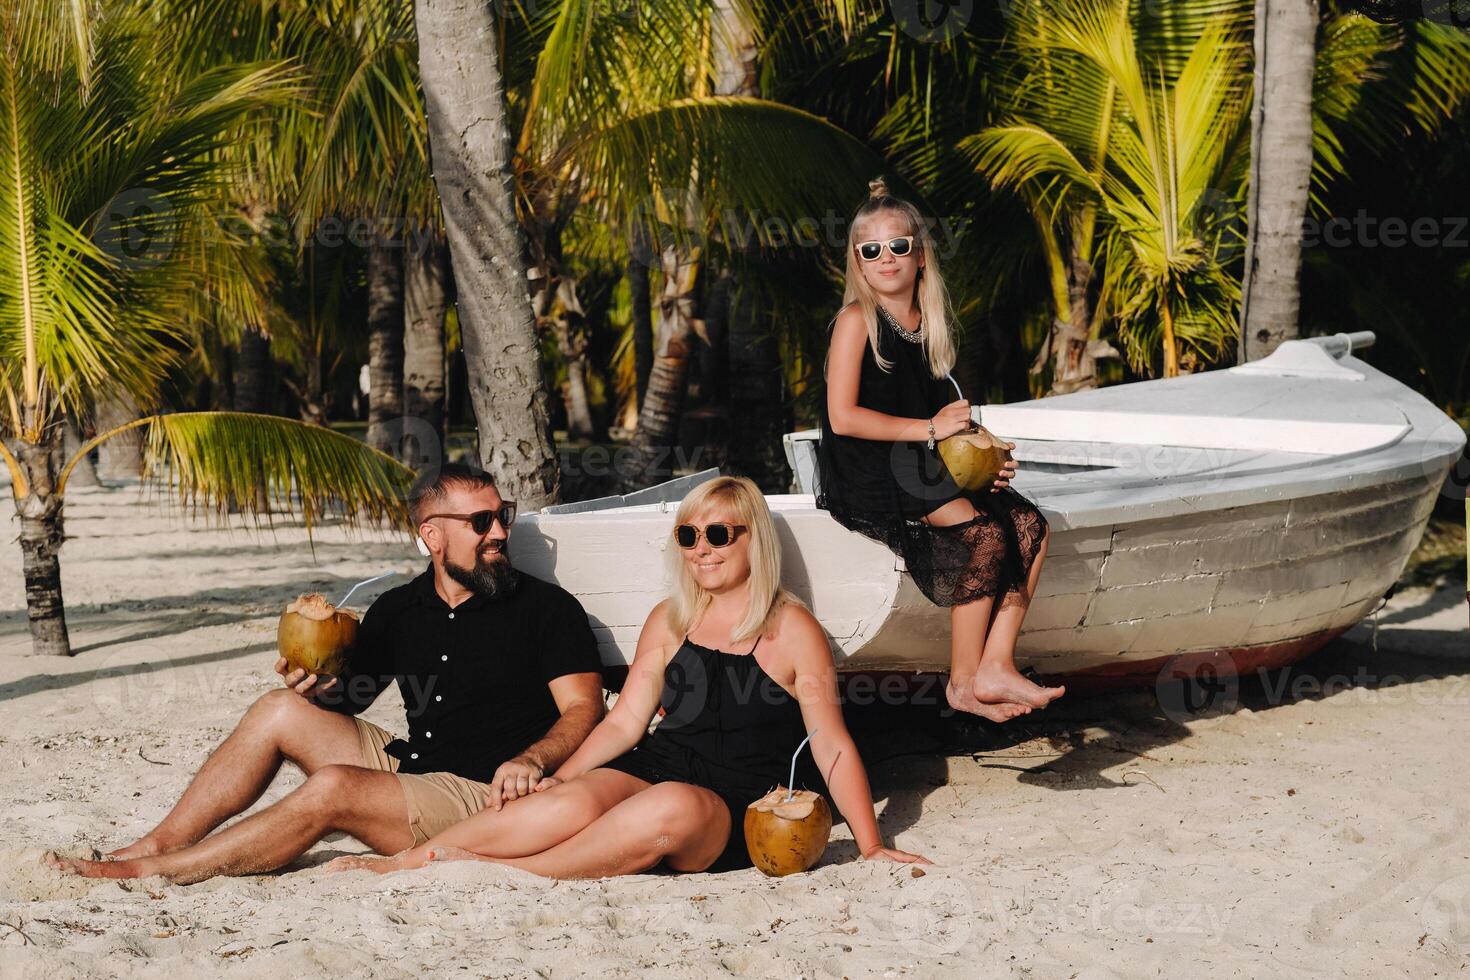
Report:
867,177,890,200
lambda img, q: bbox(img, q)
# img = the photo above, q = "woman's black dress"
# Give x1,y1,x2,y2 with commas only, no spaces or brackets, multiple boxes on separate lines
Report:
815,313,1048,608
600,636,820,872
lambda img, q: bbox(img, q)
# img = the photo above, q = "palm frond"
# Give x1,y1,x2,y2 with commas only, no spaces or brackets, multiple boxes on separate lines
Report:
572,95,909,259
65,411,415,532
0,3,296,432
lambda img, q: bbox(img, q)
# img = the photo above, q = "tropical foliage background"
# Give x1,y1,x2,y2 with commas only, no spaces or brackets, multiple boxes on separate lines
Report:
3,0,1469,653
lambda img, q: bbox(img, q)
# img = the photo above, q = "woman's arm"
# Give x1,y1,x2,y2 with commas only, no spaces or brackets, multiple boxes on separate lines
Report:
543,602,677,783
783,607,930,864
825,305,970,443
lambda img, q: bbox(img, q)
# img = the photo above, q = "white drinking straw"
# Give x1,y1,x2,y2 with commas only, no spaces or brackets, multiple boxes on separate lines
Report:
336,571,396,609
786,728,818,801
945,372,964,401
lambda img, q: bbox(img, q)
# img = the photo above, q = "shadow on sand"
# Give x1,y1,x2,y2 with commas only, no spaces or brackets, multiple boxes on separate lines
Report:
0,641,275,704
838,583,1466,855
0,572,410,665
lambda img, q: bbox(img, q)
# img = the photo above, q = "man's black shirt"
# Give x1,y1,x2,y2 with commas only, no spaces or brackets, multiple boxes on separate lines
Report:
316,566,602,782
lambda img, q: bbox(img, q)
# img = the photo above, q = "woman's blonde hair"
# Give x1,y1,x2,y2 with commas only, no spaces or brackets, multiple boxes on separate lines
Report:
840,177,957,377
665,476,802,644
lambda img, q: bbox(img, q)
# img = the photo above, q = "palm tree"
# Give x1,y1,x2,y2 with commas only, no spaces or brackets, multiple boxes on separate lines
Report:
1,3,414,656
277,0,444,457
411,0,560,507
1239,0,1320,363
712,0,791,492
964,1,1252,381
1238,0,1470,362
404,229,450,440
405,0,907,494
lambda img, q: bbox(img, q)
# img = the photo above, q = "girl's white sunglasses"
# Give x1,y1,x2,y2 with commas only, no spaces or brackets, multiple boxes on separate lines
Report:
856,235,915,261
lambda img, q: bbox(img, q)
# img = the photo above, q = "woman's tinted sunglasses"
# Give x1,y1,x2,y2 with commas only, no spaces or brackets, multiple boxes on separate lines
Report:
424,503,518,535
856,235,915,261
673,522,746,549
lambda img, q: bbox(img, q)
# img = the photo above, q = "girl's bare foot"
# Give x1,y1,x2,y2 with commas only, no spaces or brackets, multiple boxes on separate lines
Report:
946,680,1032,722
972,663,1064,709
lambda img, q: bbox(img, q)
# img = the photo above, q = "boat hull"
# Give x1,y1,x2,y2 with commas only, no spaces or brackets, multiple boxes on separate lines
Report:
512,338,1463,690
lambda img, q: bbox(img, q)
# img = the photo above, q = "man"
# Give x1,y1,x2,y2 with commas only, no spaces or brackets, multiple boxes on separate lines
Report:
47,465,605,884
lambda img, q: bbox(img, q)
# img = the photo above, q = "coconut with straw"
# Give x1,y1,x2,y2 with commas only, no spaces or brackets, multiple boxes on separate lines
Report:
935,374,1014,492
745,730,832,877
276,572,393,677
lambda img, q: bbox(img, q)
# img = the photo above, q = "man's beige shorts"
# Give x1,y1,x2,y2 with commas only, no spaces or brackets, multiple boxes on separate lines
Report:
353,718,491,846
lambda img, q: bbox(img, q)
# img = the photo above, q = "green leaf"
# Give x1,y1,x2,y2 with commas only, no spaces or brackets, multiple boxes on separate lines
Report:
128,411,415,533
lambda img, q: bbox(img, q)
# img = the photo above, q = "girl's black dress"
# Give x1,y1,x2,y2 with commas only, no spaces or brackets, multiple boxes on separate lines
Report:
600,635,820,872
815,313,1048,607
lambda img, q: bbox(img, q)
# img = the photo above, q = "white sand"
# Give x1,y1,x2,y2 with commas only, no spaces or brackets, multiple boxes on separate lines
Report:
1,486,1467,977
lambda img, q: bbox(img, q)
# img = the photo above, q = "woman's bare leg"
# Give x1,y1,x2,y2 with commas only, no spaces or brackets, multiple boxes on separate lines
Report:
325,770,650,875
972,524,1064,708
426,782,731,879
923,498,1055,713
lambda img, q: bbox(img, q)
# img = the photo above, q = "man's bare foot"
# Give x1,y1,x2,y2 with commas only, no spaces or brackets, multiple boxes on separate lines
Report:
106,837,170,861
972,663,1064,709
946,680,1032,723
44,850,146,880
324,853,416,875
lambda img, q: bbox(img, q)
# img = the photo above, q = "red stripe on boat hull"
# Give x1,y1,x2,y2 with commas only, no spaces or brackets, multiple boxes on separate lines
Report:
1032,626,1355,694
601,627,1356,698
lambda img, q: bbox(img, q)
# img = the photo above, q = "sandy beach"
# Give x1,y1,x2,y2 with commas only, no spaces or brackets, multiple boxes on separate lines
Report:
1,485,1466,978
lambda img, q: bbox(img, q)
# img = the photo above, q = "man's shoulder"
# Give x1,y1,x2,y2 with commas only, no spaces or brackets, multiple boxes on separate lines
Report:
512,571,583,611
364,577,423,617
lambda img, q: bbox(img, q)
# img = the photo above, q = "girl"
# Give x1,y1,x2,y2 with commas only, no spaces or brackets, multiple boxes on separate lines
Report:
817,178,1062,721
328,476,927,876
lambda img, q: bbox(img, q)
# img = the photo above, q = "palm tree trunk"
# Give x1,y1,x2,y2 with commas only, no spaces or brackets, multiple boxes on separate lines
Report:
297,353,330,426
715,0,788,488
726,284,789,492
548,276,596,441
366,238,406,458
1047,229,1102,394
93,394,144,480
1161,289,1180,377
1240,0,1318,362
621,245,702,490
234,326,273,413
405,230,450,447
629,227,655,410
413,0,559,507
62,419,99,488
15,434,71,656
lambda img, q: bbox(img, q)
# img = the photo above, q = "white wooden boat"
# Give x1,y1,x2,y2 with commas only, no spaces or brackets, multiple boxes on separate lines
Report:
512,333,1465,688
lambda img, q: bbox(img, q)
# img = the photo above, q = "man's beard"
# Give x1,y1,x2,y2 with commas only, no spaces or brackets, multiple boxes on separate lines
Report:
443,544,519,598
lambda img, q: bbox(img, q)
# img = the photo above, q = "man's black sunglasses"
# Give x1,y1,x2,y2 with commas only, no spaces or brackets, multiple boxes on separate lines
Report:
423,503,518,535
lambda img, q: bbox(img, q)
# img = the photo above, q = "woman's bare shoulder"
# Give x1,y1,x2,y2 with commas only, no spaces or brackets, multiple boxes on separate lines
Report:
636,599,679,656
766,599,827,654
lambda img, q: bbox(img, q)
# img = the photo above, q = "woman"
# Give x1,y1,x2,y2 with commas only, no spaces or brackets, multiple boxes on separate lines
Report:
817,178,1061,722
328,476,928,877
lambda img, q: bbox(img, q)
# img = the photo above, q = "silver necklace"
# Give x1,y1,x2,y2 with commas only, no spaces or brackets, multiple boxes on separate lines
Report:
877,305,924,344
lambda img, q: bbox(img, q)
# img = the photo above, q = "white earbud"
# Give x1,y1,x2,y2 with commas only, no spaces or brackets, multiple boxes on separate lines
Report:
416,536,431,557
